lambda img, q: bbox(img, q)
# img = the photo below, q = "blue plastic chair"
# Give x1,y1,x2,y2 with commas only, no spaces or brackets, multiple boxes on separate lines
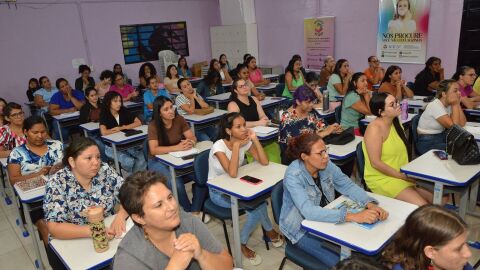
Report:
335,105,342,123
355,142,370,191
271,182,328,270
410,113,421,155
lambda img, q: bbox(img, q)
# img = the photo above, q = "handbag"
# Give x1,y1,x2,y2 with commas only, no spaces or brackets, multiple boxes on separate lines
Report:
446,124,480,165
323,127,355,145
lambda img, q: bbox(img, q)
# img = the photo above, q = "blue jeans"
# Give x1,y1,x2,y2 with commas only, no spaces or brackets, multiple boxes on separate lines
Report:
106,146,147,173
195,126,218,142
295,233,340,268
209,188,273,245
148,158,207,212
417,132,446,155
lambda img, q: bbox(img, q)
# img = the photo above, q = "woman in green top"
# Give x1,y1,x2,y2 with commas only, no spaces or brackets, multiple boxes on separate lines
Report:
362,92,433,206
283,56,304,98
327,59,353,102
340,72,371,134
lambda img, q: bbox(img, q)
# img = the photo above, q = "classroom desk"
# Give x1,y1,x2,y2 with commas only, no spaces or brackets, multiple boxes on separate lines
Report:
52,111,80,143
79,122,100,137
207,162,287,268
334,95,344,101
302,193,417,260
263,74,279,81
154,141,213,201
408,96,429,113
314,109,336,119
328,136,363,160
360,113,416,125
101,125,148,173
182,109,227,133
206,93,231,109
252,126,279,141
465,122,480,142
257,83,278,95
13,180,46,269
400,150,480,218
50,216,134,270
464,108,480,117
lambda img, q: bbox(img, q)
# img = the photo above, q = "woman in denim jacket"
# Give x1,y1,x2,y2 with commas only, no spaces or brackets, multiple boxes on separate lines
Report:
280,132,389,267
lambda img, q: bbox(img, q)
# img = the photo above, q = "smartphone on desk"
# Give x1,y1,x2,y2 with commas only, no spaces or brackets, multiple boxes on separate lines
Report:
240,175,263,185
433,150,448,160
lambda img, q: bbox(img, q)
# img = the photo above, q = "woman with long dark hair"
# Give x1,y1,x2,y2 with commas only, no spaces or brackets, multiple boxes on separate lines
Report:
26,78,40,102
139,62,162,90
362,92,433,205
163,64,182,94
282,56,305,98
413,56,444,96
379,65,413,100
452,65,479,109
209,58,232,84
177,56,192,78
340,72,371,133
196,69,224,99
327,59,352,106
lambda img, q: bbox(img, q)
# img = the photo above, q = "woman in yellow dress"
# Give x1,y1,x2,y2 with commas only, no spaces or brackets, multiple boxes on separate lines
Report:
362,92,433,205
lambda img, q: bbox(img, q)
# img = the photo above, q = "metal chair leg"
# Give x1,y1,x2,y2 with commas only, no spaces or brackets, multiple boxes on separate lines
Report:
278,256,288,270
222,221,232,255
261,227,270,250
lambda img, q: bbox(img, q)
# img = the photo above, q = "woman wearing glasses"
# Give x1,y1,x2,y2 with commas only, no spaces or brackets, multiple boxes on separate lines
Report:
452,66,479,109
281,132,388,268
363,92,434,205
0,102,26,158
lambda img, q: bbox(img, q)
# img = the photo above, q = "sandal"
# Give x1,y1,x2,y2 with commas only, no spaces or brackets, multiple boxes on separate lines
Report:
242,245,262,266
266,231,284,248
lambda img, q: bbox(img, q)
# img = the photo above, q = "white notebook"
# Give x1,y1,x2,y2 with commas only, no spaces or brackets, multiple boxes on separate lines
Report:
169,148,199,158
252,126,278,135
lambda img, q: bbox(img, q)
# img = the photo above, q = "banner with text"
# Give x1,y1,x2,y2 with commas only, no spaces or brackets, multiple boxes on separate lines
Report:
304,17,335,70
377,0,430,64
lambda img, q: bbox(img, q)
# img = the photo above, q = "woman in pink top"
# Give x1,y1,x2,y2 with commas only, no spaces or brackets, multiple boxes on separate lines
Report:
246,56,270,86
95,70,114,97
110,73,138,101
452,66,479,109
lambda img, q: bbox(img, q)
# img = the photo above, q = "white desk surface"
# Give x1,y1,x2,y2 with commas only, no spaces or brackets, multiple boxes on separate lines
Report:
314,109,335,117
328,136,363,160
302,193,417,255
183,109,227,124
52,111,80,121
206,92,231,102
189,77,203,82
50,216,134,270
154,141,213,169
260,96,285,107
207,162,287,200
13,183,45,203
101,125,148,144
263,74,279,80
253,127,279,141
400,150,480,186
257,83,278,90
222,82,232,87
466,122,480,142
79,122,100,132
408,96,429,108
123,101,143,108
361,113,416,125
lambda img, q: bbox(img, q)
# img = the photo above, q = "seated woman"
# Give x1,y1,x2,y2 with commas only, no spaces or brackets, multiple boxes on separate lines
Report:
219,53,232,71
417,80,466,154
208,112,283,266
27,78,40,102
236,64,265,101
363,56,385,90
95,70,114,98
177,56,192,78
246,56,269,86
175,78,217,141
340,72,371,133
363,92,434,205
304,71,323,109
8,116,63,247
0,102,26,158
378,65,413,101
143,76,170,122
114,171,232,270
113,63,130,85
281,132,388,268
283,56,305,98
413,56,444,96
163,64,182,94
196,69,224,99
79,87,107,161
327,59,352,108
35,76,59,113
139,62,162,90
110,73,138,102
75,64,95,94
452,66,479,109
147,96,208,218
43,137,128,269
383,205,473,270
0,97,6,126
278,86,341,164
319,56,335,88
209,58,232,84
100,91,147,173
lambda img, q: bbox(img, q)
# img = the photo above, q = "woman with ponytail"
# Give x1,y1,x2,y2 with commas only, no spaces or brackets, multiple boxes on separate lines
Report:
362,92,433,205
280,132,387,268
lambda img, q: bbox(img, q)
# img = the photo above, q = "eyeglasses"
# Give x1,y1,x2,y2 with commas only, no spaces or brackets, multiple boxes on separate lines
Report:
312,147,329,158
371,60,379,63
9,111,24,118
237,84,249,89
466,73,477,77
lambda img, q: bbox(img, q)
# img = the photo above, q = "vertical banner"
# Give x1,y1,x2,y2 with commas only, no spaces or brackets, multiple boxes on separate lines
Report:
304,16,335,69
377,0,430,64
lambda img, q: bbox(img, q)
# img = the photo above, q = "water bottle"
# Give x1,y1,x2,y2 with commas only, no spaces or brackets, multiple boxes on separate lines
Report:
87,206,109,253
401,99,408,121
323,90,330,112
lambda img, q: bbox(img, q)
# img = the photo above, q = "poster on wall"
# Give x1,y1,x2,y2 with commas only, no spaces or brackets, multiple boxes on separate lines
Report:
304,16,335,70
377,0,430,64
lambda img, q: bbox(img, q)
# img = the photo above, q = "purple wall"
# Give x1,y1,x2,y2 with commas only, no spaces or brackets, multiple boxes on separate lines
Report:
0,0,220,110
255,0,463,82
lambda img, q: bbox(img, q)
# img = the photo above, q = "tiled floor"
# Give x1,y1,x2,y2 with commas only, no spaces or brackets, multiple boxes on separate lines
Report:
0,184,479,270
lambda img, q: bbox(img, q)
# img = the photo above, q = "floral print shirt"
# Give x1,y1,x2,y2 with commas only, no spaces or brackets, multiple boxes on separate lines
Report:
0,125,27,151
43,162,124,225
7,140,63,175
278,109,326,150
